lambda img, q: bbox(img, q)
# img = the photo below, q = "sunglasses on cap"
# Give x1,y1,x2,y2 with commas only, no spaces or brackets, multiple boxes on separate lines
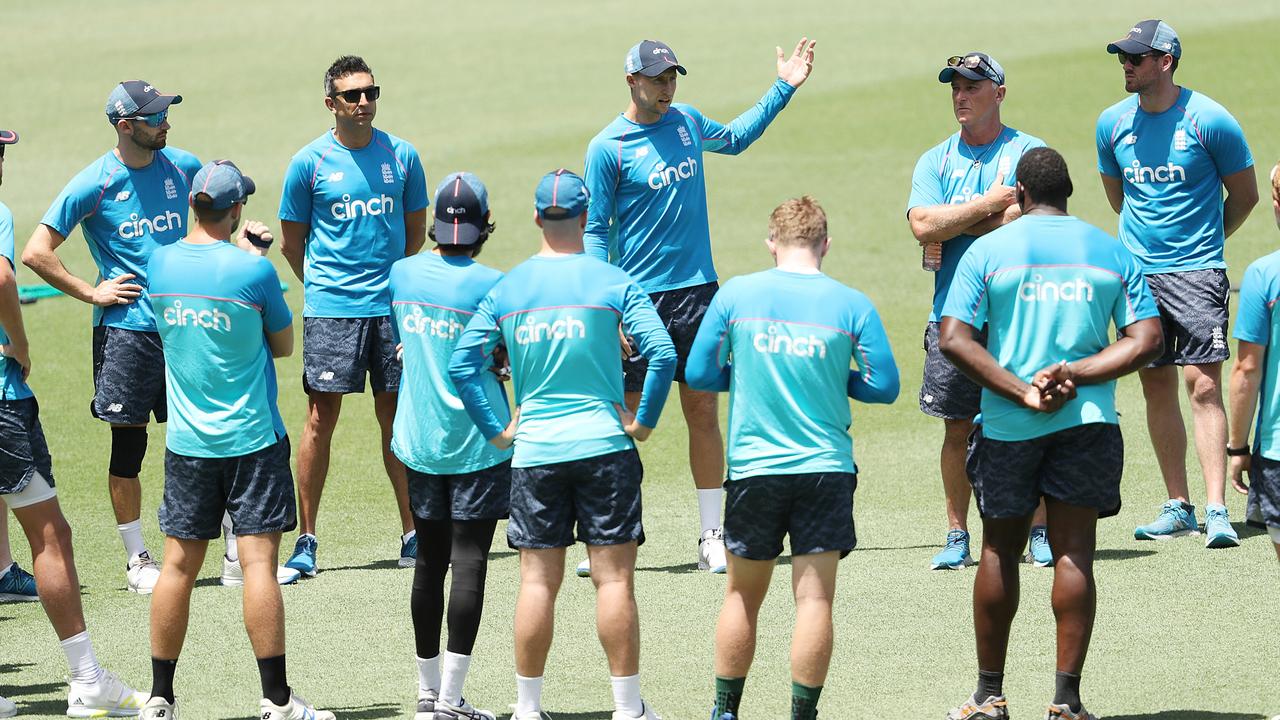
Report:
946,54,1000,80
1117,50,1164,66
330,85,380,103
126,109,168,127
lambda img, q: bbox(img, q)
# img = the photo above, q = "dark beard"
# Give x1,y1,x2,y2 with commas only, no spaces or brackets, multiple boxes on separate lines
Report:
131,132,166,151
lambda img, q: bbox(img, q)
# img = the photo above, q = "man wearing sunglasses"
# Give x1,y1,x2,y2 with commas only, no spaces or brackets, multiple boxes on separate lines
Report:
279,55,428,577
1096,20,1258,549
22,81,202,595
907,53,1048,571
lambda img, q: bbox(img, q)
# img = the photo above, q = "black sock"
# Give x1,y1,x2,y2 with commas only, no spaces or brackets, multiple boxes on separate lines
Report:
977,670,1004,700
150,658,177,703
256,654,290,706
1053,671,1082,712
713,676,745,718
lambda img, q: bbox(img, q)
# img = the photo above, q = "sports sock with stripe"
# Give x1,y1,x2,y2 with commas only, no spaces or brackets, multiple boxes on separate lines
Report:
790,681,822,720
713,676,745,718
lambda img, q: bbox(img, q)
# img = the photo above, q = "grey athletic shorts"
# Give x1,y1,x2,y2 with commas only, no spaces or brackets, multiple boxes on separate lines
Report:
623,282,717,393
1247,453,1280,529
724,472,857,560
302,316,401,394
507,449,644,549
91,326,167,424
408,460,512,521
0,398,55,497
160,436,296,540
1142,268,1230,367
920,321,986,421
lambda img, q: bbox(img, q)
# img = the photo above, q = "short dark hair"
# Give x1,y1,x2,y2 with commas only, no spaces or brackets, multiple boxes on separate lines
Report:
1015,147,1073,208
427,215,496,258
192,194,233,223
324,55,373,96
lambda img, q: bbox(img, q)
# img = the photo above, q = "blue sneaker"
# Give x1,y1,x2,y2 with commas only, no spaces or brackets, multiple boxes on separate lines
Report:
1026,525,1053,567
1134,500,1199,540
0,562,38,602
709,709,736,720
1203,504,1240,549
930,529,974,570
399,533,418,569
285,534,318,577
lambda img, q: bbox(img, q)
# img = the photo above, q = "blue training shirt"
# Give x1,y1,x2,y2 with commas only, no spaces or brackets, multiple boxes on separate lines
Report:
390,251,513,475
0,202,33,401
148,241,292,458
41,147,202,331
584,78,796,294
1233,251,1280,461
1096,87,1253,274
686,269,899,480
279,129,428,318
449,253,676,468
907,127,1046,321
942,214,1159,441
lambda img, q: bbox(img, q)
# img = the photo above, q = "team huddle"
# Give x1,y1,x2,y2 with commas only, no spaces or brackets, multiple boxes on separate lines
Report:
0,16,1277,720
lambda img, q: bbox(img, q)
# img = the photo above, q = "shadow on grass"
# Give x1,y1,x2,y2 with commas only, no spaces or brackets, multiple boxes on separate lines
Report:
853,544,938,552
5,681,64,697
1094,548,1157,561
1235,521,1268,539
9,699,67,716
500,712,613,720
0,662,34,674
637,562,699,574
490,550,517,560
320,559,401,573
1106,712,1264,720
221,703,403,720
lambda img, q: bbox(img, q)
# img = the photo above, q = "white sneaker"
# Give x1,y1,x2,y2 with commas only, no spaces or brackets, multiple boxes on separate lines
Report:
220,556,302,586
126,551,161,595
260,692,335,720
698,528,728,574
67,669,148,717
575,556,591,577
612,700,661,720
0,694,15,718
414,689,438,720
434,697,496,719
140,696,178,719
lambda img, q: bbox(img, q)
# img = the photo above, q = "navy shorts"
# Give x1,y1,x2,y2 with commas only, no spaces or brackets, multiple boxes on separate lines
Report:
1143,269,1230,367
302,316,401,394
91,326,167,424
408,460,512,521
507,449,644,549
966,423,1124,520
920,321,986,421
1247,453,1280,529
159,436,296,540
623,282,717,393
724,472,857,561
0,398,55,496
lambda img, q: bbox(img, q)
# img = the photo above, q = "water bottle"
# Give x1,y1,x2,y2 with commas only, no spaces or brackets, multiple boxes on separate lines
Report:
922,243,942,271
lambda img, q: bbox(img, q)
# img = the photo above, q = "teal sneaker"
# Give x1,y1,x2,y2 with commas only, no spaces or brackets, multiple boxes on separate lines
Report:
1203,504,1240,549
1134,500,1199,540
1026,525,1053,567
285,534,318,577
400,533,418,569
0,562,38,602
930,529,974,570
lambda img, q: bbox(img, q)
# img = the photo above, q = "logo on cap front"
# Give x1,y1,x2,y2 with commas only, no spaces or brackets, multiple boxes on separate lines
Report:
652,47,669,55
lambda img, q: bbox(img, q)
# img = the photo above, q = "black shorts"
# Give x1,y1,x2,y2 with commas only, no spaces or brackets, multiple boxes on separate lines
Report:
302,316,401,394
966,423,1124,520
1247,453,1280,529
0,398,55,496
91,326,167,424
920,321,986,421
1143,268,1230,367
408,460,512,521
159,436,296,540
723,472,857,561
507,449,644,549
622,281,717,393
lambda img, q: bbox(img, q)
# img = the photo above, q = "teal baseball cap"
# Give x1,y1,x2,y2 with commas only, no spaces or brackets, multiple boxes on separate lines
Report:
535,169,590,220
1107,19,1181,59
190,160,255,210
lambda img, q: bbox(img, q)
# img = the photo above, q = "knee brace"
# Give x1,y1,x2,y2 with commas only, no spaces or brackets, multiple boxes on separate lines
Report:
109,426,148,478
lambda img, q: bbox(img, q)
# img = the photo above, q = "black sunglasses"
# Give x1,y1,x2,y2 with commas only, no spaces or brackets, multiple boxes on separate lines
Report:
1117,51,1163,66
330,85,380,103
946,54,1000,82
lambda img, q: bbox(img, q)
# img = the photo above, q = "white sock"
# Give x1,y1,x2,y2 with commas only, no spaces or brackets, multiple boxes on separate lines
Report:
60,631,103,685
516,674,543,716
611,674,643,717
439,651,471,705
402,529,417,544
417,655,440,697
117,520,145,559
697,488,723,535
223,512,239,562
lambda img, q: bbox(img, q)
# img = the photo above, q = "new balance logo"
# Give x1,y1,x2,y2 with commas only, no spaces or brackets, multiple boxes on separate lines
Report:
752,325,827,359
635,147,649,158
514,316,586,345
1123,159,1185,184
1019,276,1094,303
319,371,335,381
327,171,344,182
118,210,183,239
163,299,233,332
1124,134,1138,144
647,157,698,190
107,403,124,413
116,190,131,201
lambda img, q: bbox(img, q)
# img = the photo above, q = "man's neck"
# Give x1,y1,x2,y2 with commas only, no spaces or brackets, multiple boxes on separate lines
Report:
1023,203,1068,217
538,237,584,256
959,118,1004,146
773,248,823,274
1138,81,1181,114
185,224,228,245
334,123,374,149
624,102,662,125
114,142,155,170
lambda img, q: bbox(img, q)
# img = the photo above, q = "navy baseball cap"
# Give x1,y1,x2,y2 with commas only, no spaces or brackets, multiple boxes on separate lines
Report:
625,40,687,77
939,52,1005,85
0,129,16,145
535,169,590,220
433,172,490,246
106,80,182,124
190,160,255,210
1107,19,1181,59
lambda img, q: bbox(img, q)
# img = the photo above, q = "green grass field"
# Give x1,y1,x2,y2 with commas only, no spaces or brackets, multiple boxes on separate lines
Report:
3,1,1280,718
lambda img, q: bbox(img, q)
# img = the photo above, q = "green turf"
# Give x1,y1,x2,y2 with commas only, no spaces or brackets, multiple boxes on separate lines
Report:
3,1,1280,718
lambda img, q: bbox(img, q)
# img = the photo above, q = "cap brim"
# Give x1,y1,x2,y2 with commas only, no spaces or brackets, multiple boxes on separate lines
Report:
1106,38,1153,54
134,93,182,116
0,129,17,145
938,67,990,83
636,61,687,77
433,218,483,245
539,206,587,221
241,175,256,199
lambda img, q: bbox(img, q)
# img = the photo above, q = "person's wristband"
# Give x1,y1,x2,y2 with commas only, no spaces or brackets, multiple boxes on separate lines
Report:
1226,445,1251,457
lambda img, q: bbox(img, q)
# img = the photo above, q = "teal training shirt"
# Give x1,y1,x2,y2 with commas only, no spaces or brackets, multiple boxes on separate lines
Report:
1233,251,1280,460
0,202,33,401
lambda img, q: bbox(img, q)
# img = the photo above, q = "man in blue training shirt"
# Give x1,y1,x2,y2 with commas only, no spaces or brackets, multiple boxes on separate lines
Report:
450,170,676,720
939,148,1163,720
1096,20,1258,548
23,80,202,594
907,52,1050,571
686,197,899,720
583,38,816,574
279,55,429,575
390,172,511,720
141,161,335,720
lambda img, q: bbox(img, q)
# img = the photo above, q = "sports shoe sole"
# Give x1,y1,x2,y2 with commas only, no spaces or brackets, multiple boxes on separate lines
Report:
1133,528,1200,540
68,705,145,718
1205,533,1241,549
930,557,975,570
696,560,727,573
125,585,155,596
283,562,318,578
0,592,39,603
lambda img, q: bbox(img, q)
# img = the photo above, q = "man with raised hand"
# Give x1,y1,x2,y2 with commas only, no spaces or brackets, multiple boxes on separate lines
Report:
1,126,149,719
140,161,334,720
23,81,201,594
1096,19,1258,549
686,197,899,720
939,148,1162,720
450,170,676,720
582,37,815,575
907,52,1050,571
279,54,429,575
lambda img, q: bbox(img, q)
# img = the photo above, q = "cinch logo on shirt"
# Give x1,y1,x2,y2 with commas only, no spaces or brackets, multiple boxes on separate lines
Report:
331,193,395,220
948,187,980,205
162,299,232,331
1123,159,1186,184
1019,275,1094,303
401,307,465,340
752,325,828,359
118,210,183,239
647,157,699,190
513,315,586,345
